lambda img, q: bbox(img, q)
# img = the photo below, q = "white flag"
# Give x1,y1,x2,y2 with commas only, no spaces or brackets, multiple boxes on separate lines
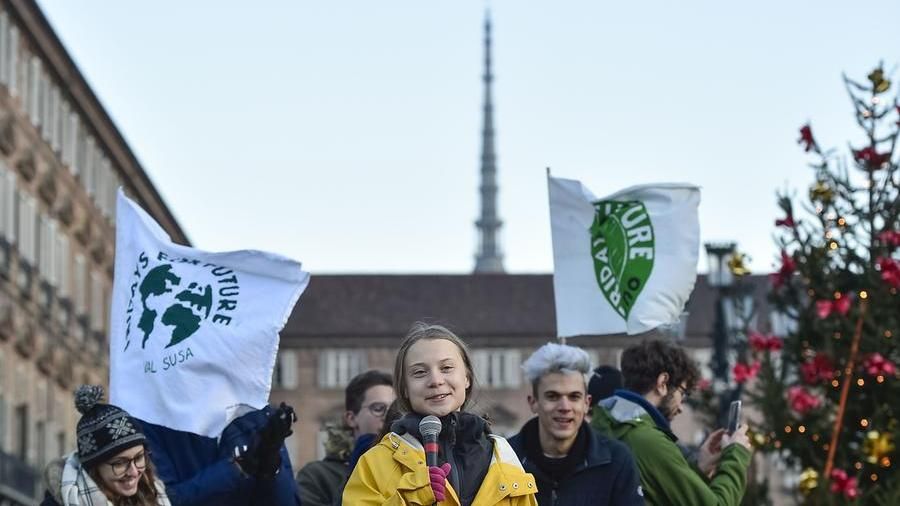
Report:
109,190,309,437
548,175,699,337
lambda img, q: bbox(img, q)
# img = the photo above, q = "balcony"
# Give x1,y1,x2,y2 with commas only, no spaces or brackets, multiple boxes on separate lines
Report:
0,449,38,504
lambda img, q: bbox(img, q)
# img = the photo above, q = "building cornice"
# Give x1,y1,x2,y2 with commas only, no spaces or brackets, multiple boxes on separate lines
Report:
7,0,189,244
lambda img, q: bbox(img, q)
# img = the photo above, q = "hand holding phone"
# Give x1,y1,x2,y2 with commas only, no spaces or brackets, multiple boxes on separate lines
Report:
726,400,742,435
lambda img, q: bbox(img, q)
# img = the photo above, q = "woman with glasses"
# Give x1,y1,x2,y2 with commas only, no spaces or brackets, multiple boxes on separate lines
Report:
41,385,170,506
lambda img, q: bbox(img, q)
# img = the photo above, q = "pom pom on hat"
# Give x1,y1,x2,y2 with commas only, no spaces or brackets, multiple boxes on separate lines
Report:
74,385,105,415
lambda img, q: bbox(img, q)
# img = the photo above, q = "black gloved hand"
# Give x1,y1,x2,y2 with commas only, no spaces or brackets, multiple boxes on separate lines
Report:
235,403,297,481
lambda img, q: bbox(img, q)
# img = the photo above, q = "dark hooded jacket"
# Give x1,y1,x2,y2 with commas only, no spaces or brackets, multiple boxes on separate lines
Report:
508,418,644,506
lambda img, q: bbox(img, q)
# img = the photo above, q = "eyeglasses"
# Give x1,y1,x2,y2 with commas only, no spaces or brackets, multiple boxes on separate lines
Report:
361,402,388,417
676,385,690,398
106,451,147,477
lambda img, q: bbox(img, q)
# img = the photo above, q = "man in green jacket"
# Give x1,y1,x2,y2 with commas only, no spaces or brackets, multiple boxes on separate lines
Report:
592,340,752,506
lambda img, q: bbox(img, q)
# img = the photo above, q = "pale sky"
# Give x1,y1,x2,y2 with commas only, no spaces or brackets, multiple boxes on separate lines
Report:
37,1,900,274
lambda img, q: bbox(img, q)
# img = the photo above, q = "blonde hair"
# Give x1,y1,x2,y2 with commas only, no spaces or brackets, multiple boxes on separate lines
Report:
393,322,477,414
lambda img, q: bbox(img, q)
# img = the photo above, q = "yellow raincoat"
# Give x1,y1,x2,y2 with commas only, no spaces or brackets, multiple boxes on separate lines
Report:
342,431,538,506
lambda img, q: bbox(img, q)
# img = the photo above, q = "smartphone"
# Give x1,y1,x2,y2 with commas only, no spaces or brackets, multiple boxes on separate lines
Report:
727,400,742,435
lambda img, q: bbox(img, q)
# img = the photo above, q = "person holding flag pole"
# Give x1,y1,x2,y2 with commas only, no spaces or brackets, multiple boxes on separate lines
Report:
107,190,310,505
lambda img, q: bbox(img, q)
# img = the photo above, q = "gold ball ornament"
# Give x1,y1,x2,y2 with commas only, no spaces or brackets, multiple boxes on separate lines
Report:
798,468,819,495
864,431,895,465
809,181,834,205
751,431,767,448
868,68,891,94
727,252,751,277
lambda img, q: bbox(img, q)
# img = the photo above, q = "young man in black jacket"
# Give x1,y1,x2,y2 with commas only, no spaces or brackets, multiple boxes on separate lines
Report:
509,343,644,506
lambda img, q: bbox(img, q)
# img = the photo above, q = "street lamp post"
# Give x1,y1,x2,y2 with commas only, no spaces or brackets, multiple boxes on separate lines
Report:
705,242,759,427
705,242,736,396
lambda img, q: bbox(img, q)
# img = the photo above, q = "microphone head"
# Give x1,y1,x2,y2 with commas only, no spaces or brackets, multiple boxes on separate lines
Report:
419,415,442,439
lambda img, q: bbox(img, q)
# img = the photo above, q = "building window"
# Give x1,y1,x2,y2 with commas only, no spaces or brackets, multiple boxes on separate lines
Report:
17,191,37,265
36,420,46,468
55,233,69,299
0,394,6,452
83,136,96,196
98,156,112,216
112,174,121,220
40,71,50,138
273,350,298,389
472,349,522,389
317,349,366,388
0,12,8,87
7,25,17,95
74,254,86,317
65,112,79,173
0,160,15,244
74,123,86,178
50,85,61,152
14,403,27,460
613,348,624,369
28,55,40,126
60,101,71,164
39,214,57,286
90,272,105,333
769,310,797,337
15,36,26,98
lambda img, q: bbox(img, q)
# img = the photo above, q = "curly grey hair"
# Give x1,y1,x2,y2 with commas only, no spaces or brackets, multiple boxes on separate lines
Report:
521,342,592,395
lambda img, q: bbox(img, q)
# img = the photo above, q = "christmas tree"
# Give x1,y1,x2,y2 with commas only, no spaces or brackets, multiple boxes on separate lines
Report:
747,65,900,505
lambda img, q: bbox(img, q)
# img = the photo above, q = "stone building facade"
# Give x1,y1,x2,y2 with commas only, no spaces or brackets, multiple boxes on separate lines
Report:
0,1,186,503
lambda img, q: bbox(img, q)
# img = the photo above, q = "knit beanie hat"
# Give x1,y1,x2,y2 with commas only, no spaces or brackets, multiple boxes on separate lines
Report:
74,385,146,468
588,365,624,405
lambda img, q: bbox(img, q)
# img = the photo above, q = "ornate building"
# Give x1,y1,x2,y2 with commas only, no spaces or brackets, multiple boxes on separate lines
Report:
0,1,187,503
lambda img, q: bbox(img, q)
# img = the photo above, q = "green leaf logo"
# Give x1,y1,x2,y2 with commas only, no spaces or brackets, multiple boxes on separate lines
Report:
590,200,655,320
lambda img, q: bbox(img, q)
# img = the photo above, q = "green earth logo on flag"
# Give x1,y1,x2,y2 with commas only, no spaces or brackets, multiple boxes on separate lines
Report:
590,200,655,319
137,264,212,349
124,251,241,352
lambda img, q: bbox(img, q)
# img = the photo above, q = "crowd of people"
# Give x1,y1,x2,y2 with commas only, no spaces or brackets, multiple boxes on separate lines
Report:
41,323,753,505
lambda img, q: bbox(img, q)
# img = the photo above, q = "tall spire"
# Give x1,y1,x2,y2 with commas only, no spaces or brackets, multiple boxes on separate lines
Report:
474,11,504,273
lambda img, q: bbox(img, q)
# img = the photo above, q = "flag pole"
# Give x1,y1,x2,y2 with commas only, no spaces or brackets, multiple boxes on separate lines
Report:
547,166,564,346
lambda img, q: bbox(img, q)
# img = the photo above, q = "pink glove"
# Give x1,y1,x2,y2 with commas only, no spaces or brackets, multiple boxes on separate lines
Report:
429,463,451,502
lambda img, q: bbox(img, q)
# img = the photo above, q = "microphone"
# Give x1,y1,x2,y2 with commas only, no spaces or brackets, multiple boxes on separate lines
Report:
419,415,442,467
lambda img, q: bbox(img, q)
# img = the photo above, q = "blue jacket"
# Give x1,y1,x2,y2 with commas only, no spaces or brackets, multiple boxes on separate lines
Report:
141,406,300,506
508,418,644,506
